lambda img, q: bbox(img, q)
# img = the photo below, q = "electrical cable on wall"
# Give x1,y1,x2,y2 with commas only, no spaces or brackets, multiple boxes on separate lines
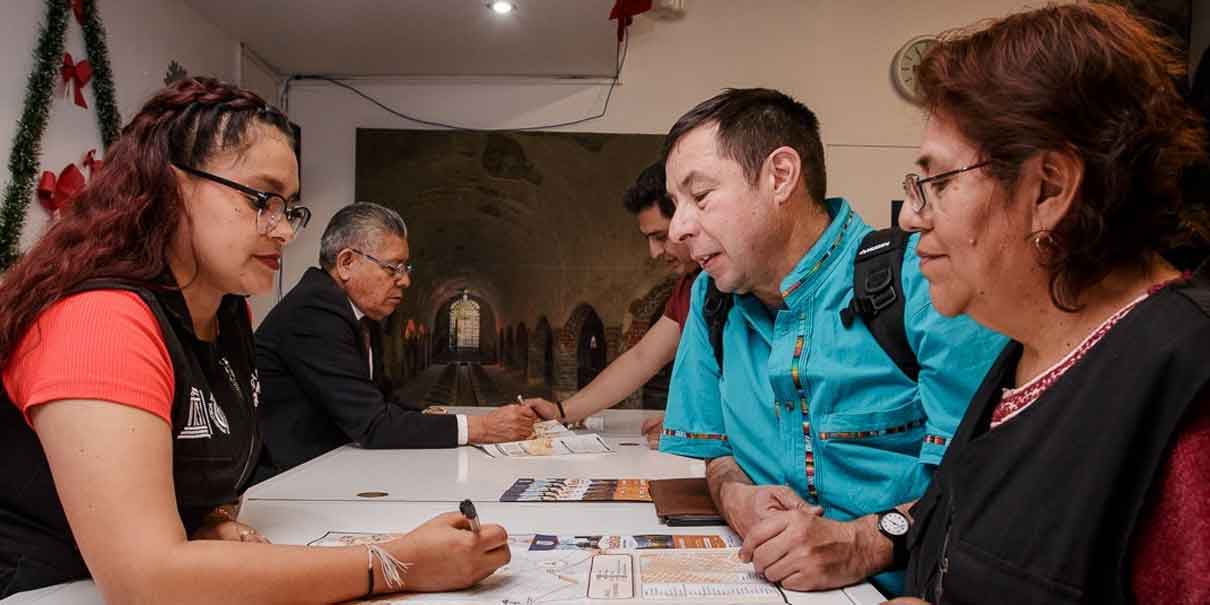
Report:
268,27,634,303
282,34,629,132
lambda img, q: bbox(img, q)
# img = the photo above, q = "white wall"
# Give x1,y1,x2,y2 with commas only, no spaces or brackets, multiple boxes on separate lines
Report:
0,0,239,252
239,46,282,108
282,0,1033,326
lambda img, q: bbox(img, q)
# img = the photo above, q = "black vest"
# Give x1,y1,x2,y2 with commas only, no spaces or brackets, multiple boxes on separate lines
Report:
0,280,261,597
905,277,1210,604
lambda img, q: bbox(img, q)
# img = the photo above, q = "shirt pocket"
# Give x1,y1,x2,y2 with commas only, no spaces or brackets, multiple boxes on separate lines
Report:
816,398,927,514
942,537,1083,604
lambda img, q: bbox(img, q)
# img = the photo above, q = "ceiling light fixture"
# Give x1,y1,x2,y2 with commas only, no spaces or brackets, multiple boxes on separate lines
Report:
488,1,515,15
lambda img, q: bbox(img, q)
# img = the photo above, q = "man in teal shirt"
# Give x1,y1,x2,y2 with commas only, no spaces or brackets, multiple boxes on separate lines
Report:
659,88,1005,595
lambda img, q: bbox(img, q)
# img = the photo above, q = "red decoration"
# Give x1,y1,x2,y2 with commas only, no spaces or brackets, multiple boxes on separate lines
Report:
37,164,86,213
71,0,85,25
82,149,102,176
609,0,652,43
60,52,93,108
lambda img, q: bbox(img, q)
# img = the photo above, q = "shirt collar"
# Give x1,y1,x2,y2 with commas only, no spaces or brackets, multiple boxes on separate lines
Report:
349,299,366,321
777,197,856,309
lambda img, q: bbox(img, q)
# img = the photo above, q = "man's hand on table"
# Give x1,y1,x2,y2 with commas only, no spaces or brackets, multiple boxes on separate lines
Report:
739,508,891,592
720,482,820,537
467,404,537,443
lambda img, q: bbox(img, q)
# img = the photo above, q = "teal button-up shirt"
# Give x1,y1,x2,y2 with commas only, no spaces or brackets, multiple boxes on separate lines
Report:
660,198,1006,592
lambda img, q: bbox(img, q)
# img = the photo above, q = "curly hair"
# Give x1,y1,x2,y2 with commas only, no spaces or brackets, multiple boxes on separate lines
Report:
916,3,1209,310
0,77,293,366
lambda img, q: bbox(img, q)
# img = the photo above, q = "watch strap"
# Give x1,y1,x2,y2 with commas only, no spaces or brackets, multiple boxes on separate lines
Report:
877,509,910,569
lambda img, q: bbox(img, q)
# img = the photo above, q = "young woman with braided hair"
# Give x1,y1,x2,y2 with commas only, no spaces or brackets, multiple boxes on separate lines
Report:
0,77,508,602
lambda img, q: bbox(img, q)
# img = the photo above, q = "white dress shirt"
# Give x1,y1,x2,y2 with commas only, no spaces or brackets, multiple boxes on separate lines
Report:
349,299,468,445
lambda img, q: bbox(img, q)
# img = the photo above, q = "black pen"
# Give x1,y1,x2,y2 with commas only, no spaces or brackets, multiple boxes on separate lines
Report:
459,498,481,532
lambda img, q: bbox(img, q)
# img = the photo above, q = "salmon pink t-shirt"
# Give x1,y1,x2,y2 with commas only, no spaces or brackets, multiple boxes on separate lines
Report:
3,290,174,425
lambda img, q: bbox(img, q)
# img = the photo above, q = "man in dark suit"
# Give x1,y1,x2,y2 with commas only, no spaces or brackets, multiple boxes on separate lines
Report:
255,202,536,477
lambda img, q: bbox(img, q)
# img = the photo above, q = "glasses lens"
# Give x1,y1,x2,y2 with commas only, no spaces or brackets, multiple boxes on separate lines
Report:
286,206,309,231
265,196,287,223
903,175,923,212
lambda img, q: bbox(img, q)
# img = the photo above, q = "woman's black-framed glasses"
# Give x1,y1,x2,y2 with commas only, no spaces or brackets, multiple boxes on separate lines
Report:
903,160,991,214
351,249,414,280
173,162,311,234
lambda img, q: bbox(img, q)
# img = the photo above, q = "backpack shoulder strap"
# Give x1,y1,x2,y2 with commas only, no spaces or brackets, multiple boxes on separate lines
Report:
702,276,734,370
839,228,920,382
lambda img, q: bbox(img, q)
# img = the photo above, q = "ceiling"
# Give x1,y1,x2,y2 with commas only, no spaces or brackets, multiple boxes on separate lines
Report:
185,0,620,77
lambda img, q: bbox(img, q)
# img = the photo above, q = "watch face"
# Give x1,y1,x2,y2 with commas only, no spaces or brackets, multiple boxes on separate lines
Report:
880,511,910,536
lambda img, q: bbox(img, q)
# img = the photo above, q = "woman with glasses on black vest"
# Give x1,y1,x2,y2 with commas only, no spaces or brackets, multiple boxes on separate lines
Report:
0,77,508,602
890,4,1210,605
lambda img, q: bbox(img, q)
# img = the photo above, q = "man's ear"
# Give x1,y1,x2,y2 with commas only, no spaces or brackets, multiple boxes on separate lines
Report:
334,249,356,281
766,146,802,207
1031,149,1083,234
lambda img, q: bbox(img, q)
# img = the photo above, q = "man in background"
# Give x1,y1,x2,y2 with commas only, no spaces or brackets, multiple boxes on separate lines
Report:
526,162,699,448
256,202,535,478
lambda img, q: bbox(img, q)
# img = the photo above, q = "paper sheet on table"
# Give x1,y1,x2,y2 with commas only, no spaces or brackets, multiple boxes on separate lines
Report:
532,419,575,438
475,433,613,458
309,530,741,550
328,532,782,604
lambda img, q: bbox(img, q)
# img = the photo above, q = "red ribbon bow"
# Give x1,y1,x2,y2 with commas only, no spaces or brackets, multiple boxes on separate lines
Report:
71,0,85,24
37,164,86,214
609,0,652,43
61,53,93,109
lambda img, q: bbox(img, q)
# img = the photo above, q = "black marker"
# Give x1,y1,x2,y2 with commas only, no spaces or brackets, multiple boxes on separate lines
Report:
459,499,481,532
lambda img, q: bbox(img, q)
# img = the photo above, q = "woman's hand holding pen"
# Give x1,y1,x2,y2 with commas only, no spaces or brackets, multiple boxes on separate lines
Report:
384,512,510,592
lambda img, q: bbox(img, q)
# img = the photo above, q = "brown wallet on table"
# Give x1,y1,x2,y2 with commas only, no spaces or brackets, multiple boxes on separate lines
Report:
648,478,726,526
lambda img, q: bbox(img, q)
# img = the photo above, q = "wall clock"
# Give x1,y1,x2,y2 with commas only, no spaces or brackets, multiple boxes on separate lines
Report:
893,36,938,102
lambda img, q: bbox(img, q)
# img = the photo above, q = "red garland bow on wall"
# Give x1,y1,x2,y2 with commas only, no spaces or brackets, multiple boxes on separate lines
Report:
609,0,652,43
71,0,85,25
61,52,92,108
37,149,99,214
37,164,85,214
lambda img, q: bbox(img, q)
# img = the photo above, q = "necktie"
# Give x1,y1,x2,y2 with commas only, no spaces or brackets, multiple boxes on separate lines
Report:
359,317,374,379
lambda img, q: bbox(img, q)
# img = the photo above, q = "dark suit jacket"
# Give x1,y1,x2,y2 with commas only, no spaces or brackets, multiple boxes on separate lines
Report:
255,267,457,477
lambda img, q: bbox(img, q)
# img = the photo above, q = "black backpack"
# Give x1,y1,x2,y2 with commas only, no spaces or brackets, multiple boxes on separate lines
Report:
702,225,920,382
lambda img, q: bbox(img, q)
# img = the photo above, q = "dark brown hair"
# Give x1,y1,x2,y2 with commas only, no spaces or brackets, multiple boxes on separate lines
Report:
917,3,1209,310
662,88,827,206
622,161,673,218
0,77,293,366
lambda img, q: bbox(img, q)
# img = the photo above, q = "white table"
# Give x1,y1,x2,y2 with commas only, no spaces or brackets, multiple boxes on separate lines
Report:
245,437,706,502
3,410,887,605
245,408,704,502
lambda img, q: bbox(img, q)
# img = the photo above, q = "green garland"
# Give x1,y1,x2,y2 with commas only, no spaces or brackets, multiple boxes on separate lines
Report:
80,0,121,148
0,0,121,270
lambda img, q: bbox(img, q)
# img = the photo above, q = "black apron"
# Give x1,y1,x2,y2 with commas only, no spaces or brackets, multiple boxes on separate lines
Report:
905,276,1210,604
0,279,261,597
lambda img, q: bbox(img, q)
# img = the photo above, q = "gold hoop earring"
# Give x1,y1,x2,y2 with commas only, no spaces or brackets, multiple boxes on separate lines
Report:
1033,232,1053,255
